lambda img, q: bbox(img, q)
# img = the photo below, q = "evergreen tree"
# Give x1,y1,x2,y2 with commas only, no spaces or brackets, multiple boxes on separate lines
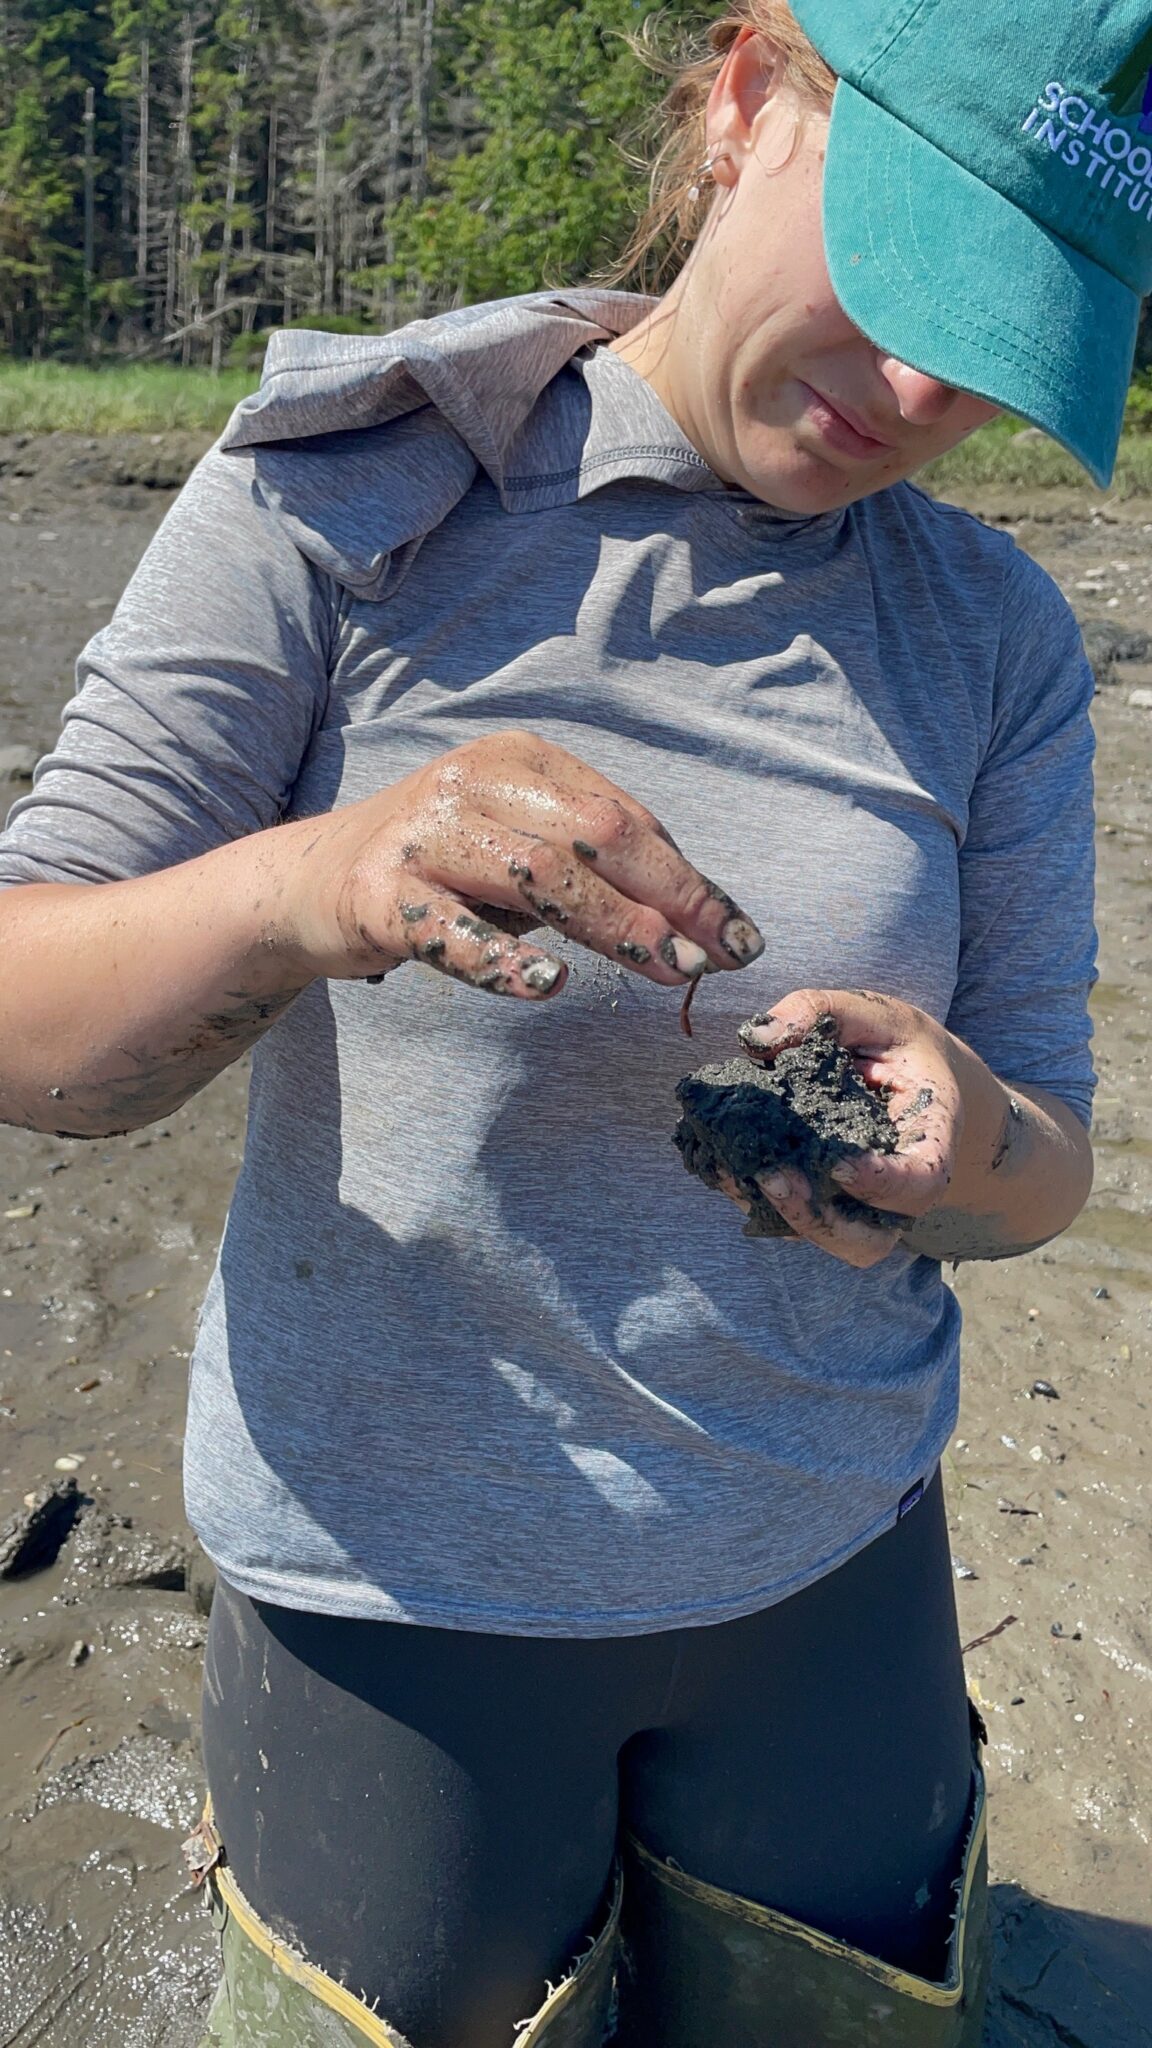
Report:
385,0,698,305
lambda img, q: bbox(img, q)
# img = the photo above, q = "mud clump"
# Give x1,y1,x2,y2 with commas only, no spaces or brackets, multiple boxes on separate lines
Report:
57,1506,188,1601
673,1015,899,1239
0,1477,84,1578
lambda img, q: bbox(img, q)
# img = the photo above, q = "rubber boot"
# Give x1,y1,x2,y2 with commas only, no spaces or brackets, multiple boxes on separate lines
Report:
616,1760,990,2048
192,1820,620,2048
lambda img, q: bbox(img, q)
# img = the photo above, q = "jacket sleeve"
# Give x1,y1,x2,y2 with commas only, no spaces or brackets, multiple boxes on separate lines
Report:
945,542,1097,1127
0,445,336,888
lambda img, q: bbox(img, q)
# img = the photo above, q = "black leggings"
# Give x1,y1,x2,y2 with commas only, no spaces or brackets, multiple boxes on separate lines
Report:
202,1472,971,2048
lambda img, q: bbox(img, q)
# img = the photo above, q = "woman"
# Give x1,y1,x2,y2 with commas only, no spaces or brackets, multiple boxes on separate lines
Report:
1,1,1144,2042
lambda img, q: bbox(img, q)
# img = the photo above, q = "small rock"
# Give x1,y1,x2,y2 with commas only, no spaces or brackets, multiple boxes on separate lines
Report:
1030,1379,1059,1399
1128,687,1152,709
3,1203,37,1221
952,1558,979,1581
1029,1445,1045,1461
1000,1434,1019,1450
1010,1695,1025,1705
1093,1286,1110,1300
67,1639,90,1668
53,1454,84,1473
1078,618,1152,686
0,744,38,783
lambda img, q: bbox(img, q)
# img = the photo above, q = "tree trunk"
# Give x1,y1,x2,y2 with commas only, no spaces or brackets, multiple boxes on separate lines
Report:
168,16,195,344
265,99,278,321
82,84,96,354
137,33,150,285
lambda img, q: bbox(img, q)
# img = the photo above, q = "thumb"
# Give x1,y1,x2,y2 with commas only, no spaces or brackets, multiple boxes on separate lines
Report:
739,988,908,1061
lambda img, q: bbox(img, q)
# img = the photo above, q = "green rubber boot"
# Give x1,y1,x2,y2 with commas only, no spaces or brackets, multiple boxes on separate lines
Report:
193,1824,620,2048
616,1761,990,2048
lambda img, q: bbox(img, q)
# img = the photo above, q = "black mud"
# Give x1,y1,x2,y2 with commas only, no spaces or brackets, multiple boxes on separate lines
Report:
673,1015,897,1238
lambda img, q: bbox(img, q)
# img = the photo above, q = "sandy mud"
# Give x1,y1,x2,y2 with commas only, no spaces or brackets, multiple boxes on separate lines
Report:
674,1015,900,1237
0,439,1149,2044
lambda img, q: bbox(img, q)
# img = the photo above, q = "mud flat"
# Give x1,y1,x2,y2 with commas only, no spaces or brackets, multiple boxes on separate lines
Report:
1,441,1150,2044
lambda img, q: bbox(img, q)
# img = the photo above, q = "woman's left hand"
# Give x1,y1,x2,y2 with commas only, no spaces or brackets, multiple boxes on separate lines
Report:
732,987,1008,1269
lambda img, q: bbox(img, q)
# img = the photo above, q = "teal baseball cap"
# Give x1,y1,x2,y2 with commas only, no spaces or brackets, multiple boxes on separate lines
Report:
788,0,1152,484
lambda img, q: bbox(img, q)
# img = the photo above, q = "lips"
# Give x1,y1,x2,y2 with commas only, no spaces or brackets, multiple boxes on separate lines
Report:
799,383,898,459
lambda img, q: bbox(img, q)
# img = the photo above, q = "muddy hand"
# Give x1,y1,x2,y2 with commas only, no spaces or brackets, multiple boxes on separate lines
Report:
280,731,764,1004
737,988,962,1269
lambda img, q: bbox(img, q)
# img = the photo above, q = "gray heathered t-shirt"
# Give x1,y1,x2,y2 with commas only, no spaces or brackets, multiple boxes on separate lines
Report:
0,291,1096,1634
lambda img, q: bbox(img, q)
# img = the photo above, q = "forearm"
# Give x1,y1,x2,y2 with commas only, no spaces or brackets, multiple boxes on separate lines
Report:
900,1052,1093,1262
0,826,317,1139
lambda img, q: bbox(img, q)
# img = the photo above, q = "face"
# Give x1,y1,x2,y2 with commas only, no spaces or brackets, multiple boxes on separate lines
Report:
613,30,1000,516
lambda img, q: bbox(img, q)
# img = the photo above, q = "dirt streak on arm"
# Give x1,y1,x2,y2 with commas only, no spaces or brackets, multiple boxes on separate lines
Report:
0,829,320,1139
898,1082,1092,1264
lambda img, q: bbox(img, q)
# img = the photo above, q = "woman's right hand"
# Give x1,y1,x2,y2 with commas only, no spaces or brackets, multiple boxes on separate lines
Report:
282,730,764,1002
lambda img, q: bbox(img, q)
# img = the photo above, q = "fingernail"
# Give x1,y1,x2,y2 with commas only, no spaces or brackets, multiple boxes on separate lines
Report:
830,1159,859,1187
520,957,563,993
662,935,709,979
739,1012,782,1049
721,916,765,965
761,1172,791,1201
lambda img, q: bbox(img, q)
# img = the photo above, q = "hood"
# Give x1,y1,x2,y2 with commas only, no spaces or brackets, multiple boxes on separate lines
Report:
219,290,651,600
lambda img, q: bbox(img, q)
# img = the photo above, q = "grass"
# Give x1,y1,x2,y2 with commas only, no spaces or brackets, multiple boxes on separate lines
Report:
2,360,1152,497
0,361,260,435
922,412,1152,499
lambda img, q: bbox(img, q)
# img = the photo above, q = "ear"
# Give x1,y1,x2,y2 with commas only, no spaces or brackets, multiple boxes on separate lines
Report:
705,27,788,185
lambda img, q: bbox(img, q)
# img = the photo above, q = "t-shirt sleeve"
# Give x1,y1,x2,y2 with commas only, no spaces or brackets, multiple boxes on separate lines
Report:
945,541,1096,1127
0,445,335,888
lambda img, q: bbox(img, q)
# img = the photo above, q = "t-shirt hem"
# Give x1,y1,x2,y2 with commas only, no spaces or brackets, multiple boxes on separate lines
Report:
196,1475,937,1638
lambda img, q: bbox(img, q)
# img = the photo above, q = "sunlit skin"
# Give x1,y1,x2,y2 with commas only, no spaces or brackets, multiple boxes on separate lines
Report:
0,25,1092,1269
611,27,1001,517
607,27,1091,1263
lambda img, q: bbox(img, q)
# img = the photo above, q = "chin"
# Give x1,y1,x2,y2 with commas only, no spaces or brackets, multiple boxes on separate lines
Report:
737,432,904,517
745,466,864,515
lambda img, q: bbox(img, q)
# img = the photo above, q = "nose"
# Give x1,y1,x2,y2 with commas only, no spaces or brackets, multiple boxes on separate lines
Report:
875,356,957,426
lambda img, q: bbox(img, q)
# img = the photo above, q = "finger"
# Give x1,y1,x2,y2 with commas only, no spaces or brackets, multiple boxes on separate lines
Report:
756,1169,900,1270
459,741,764,971
716,1168,752,1214
422,816,714,988
345,884,568,1001
551,790,765,970
740,988,913,1060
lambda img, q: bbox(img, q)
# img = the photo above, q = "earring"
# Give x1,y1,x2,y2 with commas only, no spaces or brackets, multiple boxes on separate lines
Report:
687,147,718,203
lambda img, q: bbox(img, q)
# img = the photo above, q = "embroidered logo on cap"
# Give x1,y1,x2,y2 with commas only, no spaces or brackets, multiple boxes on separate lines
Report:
1021,81,1152,219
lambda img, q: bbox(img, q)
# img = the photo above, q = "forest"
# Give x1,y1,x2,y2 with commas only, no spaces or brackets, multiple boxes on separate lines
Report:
0,0,703,366
3,0,1150,381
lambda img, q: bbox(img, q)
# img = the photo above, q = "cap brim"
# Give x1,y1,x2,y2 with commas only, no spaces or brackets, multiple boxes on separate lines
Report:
823,82,1139,488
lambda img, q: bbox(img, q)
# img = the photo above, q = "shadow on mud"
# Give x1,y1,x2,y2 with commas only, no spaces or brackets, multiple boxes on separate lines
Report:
987,1884,1152,2047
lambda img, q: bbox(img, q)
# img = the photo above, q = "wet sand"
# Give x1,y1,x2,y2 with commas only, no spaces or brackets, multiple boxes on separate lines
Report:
0,436,1149,2044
